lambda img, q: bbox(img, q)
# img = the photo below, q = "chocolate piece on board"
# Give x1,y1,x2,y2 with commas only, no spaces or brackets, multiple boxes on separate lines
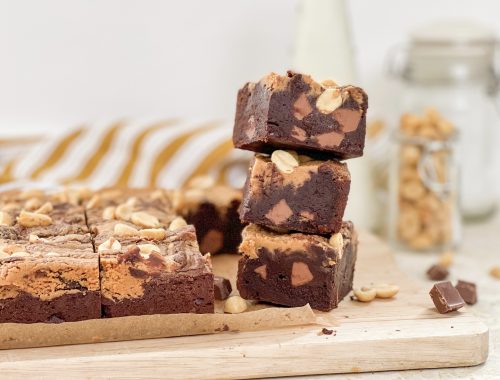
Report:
233,71,368,160
426,264,449,281
429,281,465,314
455,280,477,305
239,154,350,235
237,221,357,311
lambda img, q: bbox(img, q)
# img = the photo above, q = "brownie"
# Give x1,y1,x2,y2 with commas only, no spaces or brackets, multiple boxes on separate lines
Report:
237,221,357,311
98,225,214,317
239,154,350,234
233,71,368,160
0,237,100,323
0,190,89,240
172,178,244,254
86,188,214,317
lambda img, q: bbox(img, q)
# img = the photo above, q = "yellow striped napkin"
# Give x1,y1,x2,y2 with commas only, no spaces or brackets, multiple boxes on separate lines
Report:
0,120,251,189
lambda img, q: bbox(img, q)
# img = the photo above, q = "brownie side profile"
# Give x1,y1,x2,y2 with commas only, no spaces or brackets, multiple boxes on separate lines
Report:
97,222,214,317
239,154,350,234
0,239,100,323
172,179,244,254
236,222,357,311
233,71,368,160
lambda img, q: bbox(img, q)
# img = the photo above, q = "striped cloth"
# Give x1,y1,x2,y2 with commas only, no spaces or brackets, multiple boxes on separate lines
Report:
0,119,251,190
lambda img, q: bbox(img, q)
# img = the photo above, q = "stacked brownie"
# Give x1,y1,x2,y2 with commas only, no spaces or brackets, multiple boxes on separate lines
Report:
232,71,368,311
0,188,214,323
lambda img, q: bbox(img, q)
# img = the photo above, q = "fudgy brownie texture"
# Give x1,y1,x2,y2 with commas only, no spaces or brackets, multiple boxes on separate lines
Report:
0,238,100,323
97,226,214,317
239,154,350,234
87,188,214,317
237,221,357,311
172,177,244,254
233,71,368,160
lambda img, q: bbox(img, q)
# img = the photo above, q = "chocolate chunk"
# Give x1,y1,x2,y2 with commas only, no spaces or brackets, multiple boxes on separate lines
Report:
429,281,465,314
214,276,232,300
426,264,449,281
321,328,334,335
455,280,477,305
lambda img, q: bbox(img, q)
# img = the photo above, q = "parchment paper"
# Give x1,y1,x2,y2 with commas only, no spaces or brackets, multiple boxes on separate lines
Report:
0,254,318,350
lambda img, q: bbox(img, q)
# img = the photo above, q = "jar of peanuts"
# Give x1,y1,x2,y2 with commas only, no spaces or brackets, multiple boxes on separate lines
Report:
388,108,460,252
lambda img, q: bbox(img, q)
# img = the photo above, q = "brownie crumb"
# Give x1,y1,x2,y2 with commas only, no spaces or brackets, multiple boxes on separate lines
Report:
320,328,336,336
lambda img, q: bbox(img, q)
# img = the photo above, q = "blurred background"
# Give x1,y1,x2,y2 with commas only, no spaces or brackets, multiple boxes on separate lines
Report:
1,0,499,245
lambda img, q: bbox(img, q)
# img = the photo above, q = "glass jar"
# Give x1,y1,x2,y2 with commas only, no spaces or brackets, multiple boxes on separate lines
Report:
388,20,500,220
388,109,460,252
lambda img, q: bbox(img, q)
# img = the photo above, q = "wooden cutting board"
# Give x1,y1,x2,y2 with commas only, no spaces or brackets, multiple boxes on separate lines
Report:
0,232,488,379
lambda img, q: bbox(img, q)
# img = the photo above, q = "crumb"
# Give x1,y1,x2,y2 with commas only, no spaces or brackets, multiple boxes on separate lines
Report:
320,328,335,336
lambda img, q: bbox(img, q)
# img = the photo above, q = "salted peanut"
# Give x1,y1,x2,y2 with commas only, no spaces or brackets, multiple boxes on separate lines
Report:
438,250,454,268
400,145,421,165
17,210,52,227
329,232,343,250
126,197,138,207
113,223,139,237
25,198,43,211
102,206,116,221
11,251,30,258
271,150,299,174
187,175,216,189
137,243,160,257
316,88,343,114
98,238,122,253
408,233,434,250
353,287,377,302
400,179,426,201
436,120,454,138
490,266,500,279
168,217,187,231
46,252,60,257
35,202,53,214
374,284,399,299
86,194,101,209
400,113,422,135
224,295,248,314
321,79,338,88
19,189,45,200
397,207,420,241
115,203,133,221
150,189,167,201
140,228,167,240
0,211,13,226
1,203,19,212
131,211,160,228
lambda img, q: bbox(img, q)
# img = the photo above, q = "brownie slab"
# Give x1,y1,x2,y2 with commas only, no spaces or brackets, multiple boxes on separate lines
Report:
239,153,350,234
98,225,214,317
172,177,244,254
0,238,100,323
233,71,368,160
237,221,357,311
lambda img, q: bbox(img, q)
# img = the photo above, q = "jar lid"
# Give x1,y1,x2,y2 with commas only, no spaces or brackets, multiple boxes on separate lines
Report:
404,20,497,83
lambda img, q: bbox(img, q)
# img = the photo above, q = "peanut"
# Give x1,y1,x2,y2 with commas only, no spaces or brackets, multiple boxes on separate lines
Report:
271,150,299,174
168,217,187,231
374,284,399,299
224,295,248,314
113,223,139,237
0,211,13,226
140,228,167,240
353,287,377,302
131,212,160,229
17,210,53,227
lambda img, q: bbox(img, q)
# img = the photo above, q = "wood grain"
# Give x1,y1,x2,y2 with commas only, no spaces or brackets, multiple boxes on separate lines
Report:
0,232,488,379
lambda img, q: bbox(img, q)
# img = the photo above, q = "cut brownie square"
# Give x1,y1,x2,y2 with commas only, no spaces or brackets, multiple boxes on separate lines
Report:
239,153,350,234
0,237,100,323
233,71,368,160
237,222,357,311
172,177,244,254
97,225,214,317
86,188,214,317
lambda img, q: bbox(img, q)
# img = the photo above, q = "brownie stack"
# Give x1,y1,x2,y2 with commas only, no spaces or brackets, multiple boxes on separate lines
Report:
232,71,368,311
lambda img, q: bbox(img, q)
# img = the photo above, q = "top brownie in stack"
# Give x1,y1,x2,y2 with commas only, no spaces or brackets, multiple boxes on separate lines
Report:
233,71,368,160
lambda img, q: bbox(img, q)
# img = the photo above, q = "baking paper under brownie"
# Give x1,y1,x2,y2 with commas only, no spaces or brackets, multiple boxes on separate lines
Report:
233,71,368,160
239,154,350,234
237,222,357,311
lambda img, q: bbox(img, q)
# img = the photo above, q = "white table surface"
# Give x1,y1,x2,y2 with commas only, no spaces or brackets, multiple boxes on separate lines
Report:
284,213,500,380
